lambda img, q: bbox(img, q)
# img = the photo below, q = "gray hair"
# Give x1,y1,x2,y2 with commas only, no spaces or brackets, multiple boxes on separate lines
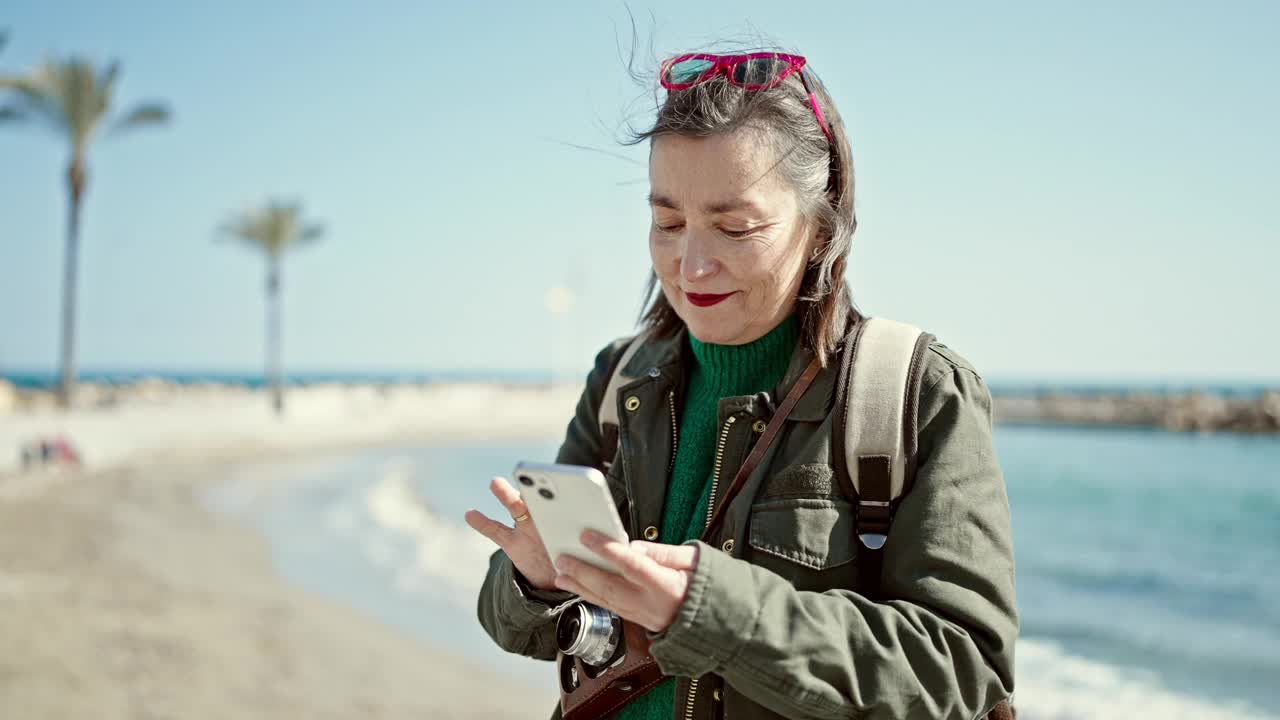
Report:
628,51,858,364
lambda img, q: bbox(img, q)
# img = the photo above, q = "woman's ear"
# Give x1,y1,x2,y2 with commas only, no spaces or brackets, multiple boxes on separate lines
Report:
806,223,827,263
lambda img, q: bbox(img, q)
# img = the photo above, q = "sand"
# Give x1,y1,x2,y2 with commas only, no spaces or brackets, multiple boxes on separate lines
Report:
0,383,577,719
0,458,560,719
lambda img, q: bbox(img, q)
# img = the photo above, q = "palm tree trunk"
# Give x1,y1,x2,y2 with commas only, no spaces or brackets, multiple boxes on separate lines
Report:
57,161,86,409
266,258,283,415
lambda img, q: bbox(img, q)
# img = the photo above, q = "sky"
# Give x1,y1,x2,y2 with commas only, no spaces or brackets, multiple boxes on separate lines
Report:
1,1,1277,381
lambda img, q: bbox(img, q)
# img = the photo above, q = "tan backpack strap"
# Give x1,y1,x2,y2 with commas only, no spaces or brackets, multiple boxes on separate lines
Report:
596,330,650,465
835,319,1014,717
833,317,933,551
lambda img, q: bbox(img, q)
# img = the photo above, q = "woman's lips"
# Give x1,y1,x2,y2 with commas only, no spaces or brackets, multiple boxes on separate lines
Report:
685,291,734,307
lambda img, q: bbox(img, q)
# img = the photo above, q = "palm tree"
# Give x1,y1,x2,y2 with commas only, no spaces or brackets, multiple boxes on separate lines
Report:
0,57,169,407
219,202,324,415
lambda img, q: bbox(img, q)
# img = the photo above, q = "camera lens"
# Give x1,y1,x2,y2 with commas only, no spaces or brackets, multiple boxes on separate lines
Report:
517,475,534,487
539,488,555,500
556,606,586,654
556,602,623,668
556,616,580,652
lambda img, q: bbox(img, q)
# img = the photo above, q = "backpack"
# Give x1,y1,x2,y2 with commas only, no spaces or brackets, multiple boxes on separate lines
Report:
595,317,1016,720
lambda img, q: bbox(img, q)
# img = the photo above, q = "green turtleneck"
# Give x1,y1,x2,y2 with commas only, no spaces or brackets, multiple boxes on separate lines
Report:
615,315,800,720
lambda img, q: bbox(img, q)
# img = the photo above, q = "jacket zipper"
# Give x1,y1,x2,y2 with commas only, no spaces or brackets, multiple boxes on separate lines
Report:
684,413,737,719
704,414,737,526
667,390,679,475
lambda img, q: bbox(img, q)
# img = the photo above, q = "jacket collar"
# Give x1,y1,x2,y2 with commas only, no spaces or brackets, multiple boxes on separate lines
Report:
619,325,835,423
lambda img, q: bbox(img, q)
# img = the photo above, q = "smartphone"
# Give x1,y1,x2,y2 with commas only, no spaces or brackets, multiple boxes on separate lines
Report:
512,461,629,575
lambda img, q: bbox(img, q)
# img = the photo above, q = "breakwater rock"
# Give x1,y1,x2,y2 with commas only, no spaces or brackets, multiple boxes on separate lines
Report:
993,390,1280,433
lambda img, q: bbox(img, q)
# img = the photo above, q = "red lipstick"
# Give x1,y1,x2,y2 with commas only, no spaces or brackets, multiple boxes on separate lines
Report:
685,291,734,307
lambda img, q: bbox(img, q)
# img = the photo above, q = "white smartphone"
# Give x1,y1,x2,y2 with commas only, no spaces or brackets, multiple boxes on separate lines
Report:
513,461,629,575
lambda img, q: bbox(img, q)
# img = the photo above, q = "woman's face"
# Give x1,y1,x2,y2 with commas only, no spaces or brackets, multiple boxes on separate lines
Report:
648,129,818,346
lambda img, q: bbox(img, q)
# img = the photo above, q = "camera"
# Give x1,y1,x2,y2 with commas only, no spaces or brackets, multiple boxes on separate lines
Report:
556,601,625,669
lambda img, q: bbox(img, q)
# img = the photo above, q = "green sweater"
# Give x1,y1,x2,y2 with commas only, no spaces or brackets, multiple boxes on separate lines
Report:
615,316,799,720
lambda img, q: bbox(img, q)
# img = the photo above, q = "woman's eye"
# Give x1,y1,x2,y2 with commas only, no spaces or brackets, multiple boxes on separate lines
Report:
720,227,754,239
655,222,684,233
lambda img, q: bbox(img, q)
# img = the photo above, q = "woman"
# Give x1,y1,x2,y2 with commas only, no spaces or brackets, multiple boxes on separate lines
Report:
465,49,1017,720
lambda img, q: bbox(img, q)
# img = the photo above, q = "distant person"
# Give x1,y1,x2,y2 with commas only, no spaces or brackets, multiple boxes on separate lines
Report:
466,48,1016,720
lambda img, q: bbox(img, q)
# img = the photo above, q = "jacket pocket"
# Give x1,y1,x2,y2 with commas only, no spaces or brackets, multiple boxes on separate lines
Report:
748,464,857,592
722,681,789,720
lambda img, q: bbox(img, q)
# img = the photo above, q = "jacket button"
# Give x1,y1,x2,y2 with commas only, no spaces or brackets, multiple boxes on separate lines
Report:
624,396,641,412
721,539,735,553
751,419,767,433
647,367,661,378
713,688,722,702
643,526,659,541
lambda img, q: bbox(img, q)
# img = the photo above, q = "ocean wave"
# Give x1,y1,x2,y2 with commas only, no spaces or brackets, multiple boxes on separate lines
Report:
361,462,496,605
1014,638,1276,720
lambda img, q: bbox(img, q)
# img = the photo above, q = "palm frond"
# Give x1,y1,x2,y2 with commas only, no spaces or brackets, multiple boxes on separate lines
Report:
108,102,170,137
96,61,120,117
0,57,166,151
0,62,73,138
219,201,325,259
298,224,325,244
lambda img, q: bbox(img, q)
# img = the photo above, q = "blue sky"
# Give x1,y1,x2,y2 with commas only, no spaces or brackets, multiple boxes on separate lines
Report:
2,1,1277,381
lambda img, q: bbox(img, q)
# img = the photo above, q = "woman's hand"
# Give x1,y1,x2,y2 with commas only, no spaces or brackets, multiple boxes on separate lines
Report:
552,529,699,634
464,476,558,591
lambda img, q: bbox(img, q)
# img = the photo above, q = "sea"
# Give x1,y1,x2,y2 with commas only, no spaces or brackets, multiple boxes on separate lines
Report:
199,424,1280,719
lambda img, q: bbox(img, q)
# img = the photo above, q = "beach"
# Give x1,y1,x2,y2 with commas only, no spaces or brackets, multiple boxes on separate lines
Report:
1,382,1278,719
0,384,574,719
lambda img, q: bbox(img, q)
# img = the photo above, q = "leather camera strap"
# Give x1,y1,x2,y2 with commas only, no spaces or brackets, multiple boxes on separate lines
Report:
700,355,823,542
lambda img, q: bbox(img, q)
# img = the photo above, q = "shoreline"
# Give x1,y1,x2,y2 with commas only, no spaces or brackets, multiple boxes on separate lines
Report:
3,379,1277,441
0,451,559,719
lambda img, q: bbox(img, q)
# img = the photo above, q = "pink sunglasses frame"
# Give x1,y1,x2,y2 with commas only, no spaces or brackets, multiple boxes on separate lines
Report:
659,52,835,144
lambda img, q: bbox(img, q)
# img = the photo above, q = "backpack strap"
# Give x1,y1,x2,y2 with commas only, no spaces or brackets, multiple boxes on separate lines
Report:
834,321,1017,720
832,317,933,596
596,330,651,469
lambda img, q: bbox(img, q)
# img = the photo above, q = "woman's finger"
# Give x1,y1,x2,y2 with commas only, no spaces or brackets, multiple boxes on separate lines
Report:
553,574,608,610
463,509,513,547
583,532,666,587
630,540,699,571
554,574,660,634
489,476,530,519
556,555,635,614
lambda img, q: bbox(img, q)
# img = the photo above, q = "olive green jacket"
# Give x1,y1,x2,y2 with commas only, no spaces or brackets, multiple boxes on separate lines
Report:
477,327,1017,720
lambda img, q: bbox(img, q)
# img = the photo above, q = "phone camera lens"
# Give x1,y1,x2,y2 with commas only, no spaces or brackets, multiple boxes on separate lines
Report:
538,488,555,500
517,475,535,487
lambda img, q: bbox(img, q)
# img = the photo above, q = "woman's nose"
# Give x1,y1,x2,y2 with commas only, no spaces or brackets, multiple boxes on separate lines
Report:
679,234,720,283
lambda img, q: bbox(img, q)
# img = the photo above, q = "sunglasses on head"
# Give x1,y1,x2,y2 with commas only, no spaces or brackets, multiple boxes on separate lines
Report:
659,52,835,145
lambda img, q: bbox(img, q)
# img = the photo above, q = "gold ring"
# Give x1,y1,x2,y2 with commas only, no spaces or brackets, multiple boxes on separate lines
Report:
512,513,530,523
